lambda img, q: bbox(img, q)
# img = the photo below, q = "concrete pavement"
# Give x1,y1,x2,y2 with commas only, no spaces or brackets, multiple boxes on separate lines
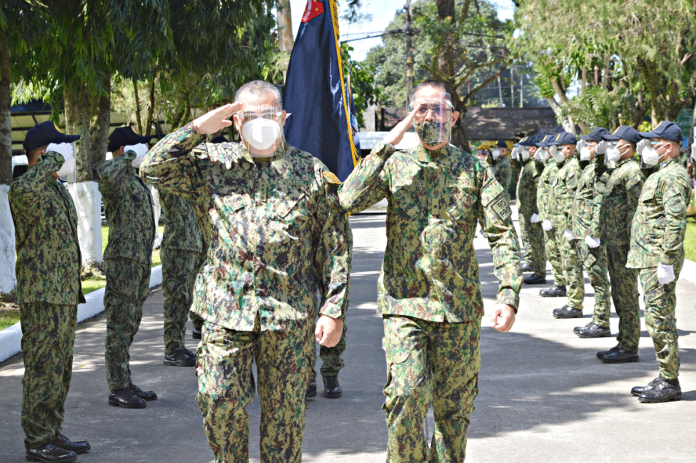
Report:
1,213,695,462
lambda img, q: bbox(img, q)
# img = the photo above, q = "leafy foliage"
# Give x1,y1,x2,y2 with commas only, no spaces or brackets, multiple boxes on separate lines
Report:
341,43,380,128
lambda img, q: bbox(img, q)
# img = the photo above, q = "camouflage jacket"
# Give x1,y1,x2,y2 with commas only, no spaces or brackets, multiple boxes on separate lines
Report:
537,160,561,221
571,159,611,239
159,189,204,253
516,158,543,218
9,151,84,305
549,157,582,233
140,124,352,331
492,155,513,192
337,141,522,321
627,157,691,268
591,158,644,246
97,150,155,264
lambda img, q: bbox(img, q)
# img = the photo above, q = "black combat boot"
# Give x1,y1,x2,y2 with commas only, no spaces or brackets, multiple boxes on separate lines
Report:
631,376,663,396
601,349,639,364
524,274,547,284
323,375,343,399
25,443,77,462
164,347,196,367
108,387,147,408
553,306,583,319
521,262,534,272
540,285,567,297
574,323,611,338
597,345,620,359
54,434,91,455
130,382,158,401
638,377,682,403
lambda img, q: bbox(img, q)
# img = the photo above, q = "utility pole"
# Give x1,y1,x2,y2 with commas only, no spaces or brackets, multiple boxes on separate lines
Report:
405,0,413,105
277,0,294,53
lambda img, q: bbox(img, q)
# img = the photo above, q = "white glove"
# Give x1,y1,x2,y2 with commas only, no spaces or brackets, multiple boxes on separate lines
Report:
657,263,675,285
564,230,574,241
576,139,587,153
690,141,696,162
47,142,74,159
585,236,601,248
125,144,149,168
595,140,607,155
637,139,651,157
542,219,552,231
530,213,540,223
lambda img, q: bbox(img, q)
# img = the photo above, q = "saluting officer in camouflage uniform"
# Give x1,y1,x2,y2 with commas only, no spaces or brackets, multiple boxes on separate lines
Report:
536,135,568,298
99,126,157,409
515,136,547,284
628,121,691,403
546,133,585,318
338,80,522,462
10,122,90,462
141,80,352,462
159,189,206,366
593,126,644,363
570,128,612,337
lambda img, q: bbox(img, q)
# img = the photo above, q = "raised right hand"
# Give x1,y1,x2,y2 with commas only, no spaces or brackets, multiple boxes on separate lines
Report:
192,102,244,135
382,103,422,147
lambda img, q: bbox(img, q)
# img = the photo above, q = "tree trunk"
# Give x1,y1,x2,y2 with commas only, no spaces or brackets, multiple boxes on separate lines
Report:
277,0,294,52
0,42,16,296
146,67,157,137
133,79,143,134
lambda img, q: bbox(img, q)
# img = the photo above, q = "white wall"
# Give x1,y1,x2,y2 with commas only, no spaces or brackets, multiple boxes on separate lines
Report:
0,185,16,294
67,181,103,266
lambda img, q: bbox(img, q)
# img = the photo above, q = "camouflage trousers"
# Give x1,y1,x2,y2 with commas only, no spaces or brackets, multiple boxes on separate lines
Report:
104,258,150,391
543,228,566,286
606,245,640,351
520,213,547,277
575,241,610,327
161,247,204,354
20,303,77,450
196,319,313,463
382,315,481,463
309,319,346,380
639,262,684,379
555,230,584,309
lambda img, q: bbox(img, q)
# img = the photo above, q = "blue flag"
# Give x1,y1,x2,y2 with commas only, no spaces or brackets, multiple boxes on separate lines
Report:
283,0,360,181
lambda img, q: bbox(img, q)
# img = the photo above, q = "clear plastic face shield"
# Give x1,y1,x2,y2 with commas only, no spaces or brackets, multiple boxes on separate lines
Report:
637,138,670,168
510,145,519,161
604,141,621,168
409,93,454,145
235,105,284,155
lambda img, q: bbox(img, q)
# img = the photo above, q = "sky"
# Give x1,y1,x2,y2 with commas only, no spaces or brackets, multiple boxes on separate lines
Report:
289,0,516,61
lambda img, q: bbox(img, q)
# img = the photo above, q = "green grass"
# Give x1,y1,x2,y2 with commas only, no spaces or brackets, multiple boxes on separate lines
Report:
1,225,165,329
686,218,696,262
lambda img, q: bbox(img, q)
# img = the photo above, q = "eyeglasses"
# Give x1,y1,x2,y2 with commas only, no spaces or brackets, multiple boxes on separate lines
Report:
236,108,283,124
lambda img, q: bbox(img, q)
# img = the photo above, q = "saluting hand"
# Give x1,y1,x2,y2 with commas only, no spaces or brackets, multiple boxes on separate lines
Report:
192,102,244,135
382,103,422,147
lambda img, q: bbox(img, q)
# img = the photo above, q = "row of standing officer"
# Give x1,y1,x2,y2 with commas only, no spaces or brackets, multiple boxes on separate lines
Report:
512,121,693,404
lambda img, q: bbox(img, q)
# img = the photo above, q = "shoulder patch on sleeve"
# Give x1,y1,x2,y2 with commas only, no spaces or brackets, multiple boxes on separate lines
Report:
323,171,341,185
488,192,512,222
664,194,686,215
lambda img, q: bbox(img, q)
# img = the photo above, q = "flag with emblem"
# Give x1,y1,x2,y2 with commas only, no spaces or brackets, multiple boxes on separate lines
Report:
283,0,360,181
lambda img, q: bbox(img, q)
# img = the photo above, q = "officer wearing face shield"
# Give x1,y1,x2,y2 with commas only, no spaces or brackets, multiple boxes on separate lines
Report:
337,79,522,462
515,135,547,284
567,128,612,338
10,121,91,462
590,126,645,364
535,134,568,298
545,133,585,319
97,126,158,409
140,80,352,461
626,121,691,403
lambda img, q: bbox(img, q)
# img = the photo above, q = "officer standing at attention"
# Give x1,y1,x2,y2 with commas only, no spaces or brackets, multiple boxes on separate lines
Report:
10,121,90,462
159,188,206,365
536,135,568,298
628,121,691,403
515,136,547,284
337,80,521,462
547,133,585,319
99,126,157,409
141,80,352,462
592,126,645,363
570,128,612,338
307,320,347,398
491,140,513,195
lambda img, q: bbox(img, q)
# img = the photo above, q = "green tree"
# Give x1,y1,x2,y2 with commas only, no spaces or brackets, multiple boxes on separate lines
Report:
341,43,380,128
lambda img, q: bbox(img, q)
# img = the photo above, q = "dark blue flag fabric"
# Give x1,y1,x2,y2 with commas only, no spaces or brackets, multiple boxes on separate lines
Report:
283,0,360,181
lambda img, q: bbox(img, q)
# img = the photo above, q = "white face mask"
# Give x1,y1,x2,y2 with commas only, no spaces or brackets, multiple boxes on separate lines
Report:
551,147,566,162
242,118,282,152
520,148,530,162
510,147,519,161
606,145,622,163
56,155,76,179
580,147,592,162
492,149,501,159
641,146,660,166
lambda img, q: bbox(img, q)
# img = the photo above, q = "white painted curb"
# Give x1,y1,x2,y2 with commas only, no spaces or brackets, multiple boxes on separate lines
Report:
0,265,162,363
680,258,696,286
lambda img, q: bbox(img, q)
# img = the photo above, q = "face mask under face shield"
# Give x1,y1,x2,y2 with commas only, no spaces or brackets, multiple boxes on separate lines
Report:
535,147,549,162
551,145,566,162
605,142,621,164
410,93,454,145
237,105,284,155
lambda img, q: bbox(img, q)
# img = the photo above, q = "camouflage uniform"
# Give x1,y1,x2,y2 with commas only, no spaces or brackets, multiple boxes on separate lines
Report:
9,150,85,450
338,141,522,462
537,160,566,286
592,158,644,351
627,157,691,379
493,154,513,194
516,157,546,277
572,159,611,326
159,190,206,354
309,321,346,381
141,125,352,463
97,150,155,391
550,156,584,309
